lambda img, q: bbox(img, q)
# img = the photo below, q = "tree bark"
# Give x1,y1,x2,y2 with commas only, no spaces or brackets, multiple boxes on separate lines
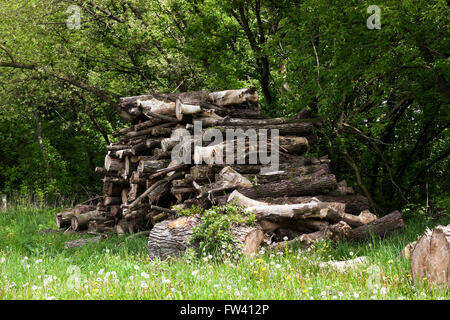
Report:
411,224,450,286
236,174,337,198
148,215,265,260
348,210,404,241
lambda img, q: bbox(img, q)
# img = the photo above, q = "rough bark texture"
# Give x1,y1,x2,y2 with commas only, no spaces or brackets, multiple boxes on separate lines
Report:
348,210,404,241
148,215,264,260
411,224,450,286
237,174,337,198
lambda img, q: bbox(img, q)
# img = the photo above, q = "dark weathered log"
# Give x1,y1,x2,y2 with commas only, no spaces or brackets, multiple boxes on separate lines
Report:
124,123,175,140
246,164,329,184
410,224,450,286
112,127,133,137
152,148,172,159
73,205,97,216
109,205,123,218
88,221,115,233
348,210,404,241
56,209,74,229
128,183,144,202
115,217,147,235
104,196,122,206
107,144,129,152
148,214,265,260
269,221,352,251
130,171,146,185
95,167,122,178
64,236,102,249
71,210,98,231
134,118,165,131
138,159,171,173
193,117,323,128
236,174,337,199
124,172,184,210
110,148,133,159
195,122,314,137
102,182,123,196
151,212,169,225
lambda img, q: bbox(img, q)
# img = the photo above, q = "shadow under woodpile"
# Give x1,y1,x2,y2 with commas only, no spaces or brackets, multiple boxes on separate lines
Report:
55,88,404,259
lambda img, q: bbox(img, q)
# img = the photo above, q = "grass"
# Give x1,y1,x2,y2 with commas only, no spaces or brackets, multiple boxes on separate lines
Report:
0,206,449,300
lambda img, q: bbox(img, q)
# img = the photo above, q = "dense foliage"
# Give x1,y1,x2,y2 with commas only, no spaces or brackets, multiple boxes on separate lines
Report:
0,0,448,214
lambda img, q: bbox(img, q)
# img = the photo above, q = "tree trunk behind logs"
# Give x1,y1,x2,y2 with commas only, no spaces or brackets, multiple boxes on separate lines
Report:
148,215,265,260
410,224,450,286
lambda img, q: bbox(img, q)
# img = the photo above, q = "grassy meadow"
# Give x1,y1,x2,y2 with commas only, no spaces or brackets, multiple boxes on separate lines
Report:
0,207,449,300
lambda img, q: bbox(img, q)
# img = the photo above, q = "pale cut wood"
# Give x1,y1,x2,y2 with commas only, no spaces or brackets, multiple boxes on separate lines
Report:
411,224,450,286
137,98,176,116
104,155,124,172
227,190,268,207
208,88,258,106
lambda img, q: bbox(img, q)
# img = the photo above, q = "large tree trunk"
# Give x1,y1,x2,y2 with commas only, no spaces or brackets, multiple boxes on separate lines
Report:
410,224,450,286
148,215,265,260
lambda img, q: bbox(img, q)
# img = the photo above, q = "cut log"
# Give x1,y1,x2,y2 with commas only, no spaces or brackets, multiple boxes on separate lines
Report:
104,196,122,206
341,210,377,228
236,174,338,198
137,98,176,116
73,205,96,216
56,209,74,228
243,201,334,222
104,155,124,172
254,194,369,215
148,215,264,260
95,167,122,177
411,224,450,286
71,210,99,231
348,210,404,241
138,159,171,173
269,221,352,251
102,182,123,196
227,190,268,207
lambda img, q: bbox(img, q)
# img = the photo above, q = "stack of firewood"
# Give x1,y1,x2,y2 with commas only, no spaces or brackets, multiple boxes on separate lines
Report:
55,88,404,258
